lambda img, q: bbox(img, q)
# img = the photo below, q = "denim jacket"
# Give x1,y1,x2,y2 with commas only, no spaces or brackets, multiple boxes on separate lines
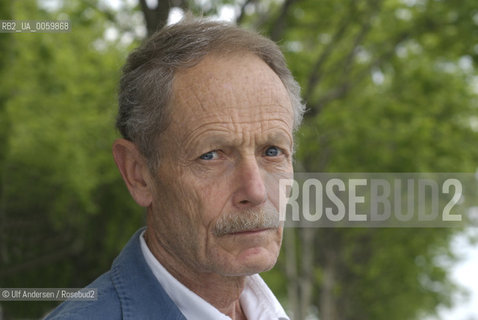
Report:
44,228,187,320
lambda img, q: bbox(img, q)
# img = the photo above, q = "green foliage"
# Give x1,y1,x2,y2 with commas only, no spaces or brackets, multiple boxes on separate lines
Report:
1,0,478,319
0,0,11,218
254,0,478,319
0,0,143,317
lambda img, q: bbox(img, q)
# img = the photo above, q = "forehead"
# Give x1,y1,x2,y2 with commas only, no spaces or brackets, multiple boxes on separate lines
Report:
169,53,293,130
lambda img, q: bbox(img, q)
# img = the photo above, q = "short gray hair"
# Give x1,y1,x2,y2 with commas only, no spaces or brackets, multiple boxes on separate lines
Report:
117,17,305,169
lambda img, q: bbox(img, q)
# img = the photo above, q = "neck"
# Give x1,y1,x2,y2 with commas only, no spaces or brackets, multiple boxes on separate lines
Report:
145,229,247,320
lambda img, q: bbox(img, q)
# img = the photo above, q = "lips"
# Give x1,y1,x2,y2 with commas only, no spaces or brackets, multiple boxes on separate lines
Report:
229,228,272,236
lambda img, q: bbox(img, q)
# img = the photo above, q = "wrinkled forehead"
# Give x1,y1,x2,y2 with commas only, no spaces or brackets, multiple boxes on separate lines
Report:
169,53,294,127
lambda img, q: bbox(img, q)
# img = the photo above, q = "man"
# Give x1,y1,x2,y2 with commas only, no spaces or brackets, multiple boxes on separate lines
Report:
46,17,305,319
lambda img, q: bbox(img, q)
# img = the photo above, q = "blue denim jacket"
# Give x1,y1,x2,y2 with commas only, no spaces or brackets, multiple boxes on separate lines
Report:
44,228,187,319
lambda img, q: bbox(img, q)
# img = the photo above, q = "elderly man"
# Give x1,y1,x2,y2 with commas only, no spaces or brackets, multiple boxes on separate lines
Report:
46,17,304,319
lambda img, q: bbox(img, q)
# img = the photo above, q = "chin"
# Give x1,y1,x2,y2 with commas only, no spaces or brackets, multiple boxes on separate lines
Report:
222,248,280,276
234,261,277,276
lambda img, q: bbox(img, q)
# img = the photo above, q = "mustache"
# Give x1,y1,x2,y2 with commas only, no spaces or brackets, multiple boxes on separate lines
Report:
213,205,280,237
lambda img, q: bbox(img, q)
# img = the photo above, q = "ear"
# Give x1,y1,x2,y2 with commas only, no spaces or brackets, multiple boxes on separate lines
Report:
112,139,153,207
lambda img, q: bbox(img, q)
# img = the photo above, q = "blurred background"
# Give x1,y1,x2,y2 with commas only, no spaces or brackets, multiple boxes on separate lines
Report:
1,0,478,319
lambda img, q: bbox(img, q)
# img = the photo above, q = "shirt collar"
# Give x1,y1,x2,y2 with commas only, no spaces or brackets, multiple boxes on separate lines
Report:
240,274,290,320
140,230,290,320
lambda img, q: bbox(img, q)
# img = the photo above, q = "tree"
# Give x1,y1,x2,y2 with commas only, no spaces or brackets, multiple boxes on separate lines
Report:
2,0,478,319
0,0,13,295
258,1,478,319
0,1,144,317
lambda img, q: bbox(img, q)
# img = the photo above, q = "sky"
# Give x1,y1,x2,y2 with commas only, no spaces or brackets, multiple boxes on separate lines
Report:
434,229,478,320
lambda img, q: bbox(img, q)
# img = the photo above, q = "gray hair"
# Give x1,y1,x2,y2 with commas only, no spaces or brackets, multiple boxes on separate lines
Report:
117,17,305,170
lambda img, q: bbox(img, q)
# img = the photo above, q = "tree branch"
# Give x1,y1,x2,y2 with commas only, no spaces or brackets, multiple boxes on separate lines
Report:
304,0,384,103
269,0,297,41
139,0,172,37
304,0,407,120
236,0,257,25
307,31,410,118
340,0,383,78
303,8,354,102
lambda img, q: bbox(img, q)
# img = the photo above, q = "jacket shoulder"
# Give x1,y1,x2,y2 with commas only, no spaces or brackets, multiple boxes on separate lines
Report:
43,228,186,320
43,271,121,320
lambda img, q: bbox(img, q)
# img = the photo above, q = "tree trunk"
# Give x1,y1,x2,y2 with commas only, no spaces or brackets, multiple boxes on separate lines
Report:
284,228,301,319
139,0,174,36
299,228,315,318
319,245,338,320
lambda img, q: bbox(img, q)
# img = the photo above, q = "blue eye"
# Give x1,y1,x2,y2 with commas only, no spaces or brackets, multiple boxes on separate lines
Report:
265,146,281,157
199,151,218,160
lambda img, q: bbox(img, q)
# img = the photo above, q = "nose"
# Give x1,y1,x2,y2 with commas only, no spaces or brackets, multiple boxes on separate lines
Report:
232,156,267,209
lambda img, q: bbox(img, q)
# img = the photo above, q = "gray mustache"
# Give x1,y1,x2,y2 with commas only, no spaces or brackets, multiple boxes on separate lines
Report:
213,205,280,237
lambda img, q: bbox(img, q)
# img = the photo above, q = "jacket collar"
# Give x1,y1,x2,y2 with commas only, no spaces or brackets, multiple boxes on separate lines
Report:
110,228,187,320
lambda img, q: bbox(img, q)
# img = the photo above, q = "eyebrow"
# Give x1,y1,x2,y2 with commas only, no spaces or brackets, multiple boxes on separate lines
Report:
197,130,293,150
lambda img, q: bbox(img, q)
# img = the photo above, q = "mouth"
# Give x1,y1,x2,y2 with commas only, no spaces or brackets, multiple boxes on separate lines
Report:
229,228,272,236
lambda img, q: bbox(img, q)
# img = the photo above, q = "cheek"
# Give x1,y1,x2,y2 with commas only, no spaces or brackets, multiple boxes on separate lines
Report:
153,163,204,229
264,169,293,210
190,177,231,229
157,161,229,236
150,171,207,255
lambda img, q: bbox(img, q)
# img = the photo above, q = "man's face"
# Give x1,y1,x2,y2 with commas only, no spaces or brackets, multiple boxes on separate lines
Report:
147,53,294,277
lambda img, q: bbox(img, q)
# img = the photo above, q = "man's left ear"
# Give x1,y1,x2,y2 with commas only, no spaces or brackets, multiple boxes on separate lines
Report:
112,139,153,207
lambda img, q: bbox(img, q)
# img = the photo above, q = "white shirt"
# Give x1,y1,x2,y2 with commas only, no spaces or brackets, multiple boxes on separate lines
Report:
140,231,290,320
